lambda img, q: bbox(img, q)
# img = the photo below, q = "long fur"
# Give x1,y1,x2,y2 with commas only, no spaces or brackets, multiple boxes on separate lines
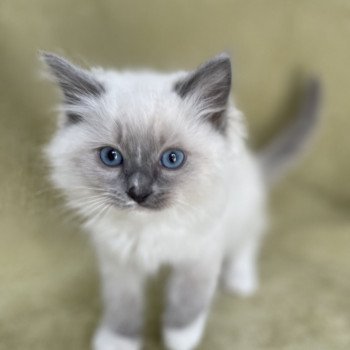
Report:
41,52,321,350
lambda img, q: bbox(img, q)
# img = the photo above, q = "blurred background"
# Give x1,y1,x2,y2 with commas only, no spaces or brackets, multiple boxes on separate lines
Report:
0,1,349,349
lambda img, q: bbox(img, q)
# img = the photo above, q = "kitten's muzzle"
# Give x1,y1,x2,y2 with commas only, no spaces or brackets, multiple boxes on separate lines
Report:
125,171,154,204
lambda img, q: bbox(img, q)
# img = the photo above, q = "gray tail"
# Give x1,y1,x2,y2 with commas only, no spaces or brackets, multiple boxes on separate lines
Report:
258,79,322,186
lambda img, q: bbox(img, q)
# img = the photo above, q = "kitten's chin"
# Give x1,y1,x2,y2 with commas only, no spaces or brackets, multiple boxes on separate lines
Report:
132,201,171,212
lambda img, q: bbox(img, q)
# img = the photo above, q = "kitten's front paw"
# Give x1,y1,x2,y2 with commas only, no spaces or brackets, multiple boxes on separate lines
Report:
163,314,206,350
223,268,258,297
93,327,141,350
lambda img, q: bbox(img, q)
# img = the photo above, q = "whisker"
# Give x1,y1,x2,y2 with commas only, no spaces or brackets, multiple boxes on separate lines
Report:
84,202,113,224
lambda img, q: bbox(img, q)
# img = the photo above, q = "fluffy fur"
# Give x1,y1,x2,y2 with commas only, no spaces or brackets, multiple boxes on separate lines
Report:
41,52,320,350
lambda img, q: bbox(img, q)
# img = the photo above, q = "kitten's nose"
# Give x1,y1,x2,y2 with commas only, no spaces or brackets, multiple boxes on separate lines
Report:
127,186,152,204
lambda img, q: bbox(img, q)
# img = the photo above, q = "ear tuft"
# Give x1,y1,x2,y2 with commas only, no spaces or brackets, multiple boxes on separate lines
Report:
40,51,105,105
174,53,232,132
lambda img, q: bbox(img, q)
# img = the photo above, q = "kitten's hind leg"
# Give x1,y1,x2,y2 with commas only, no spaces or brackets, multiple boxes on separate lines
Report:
93,255,145,350
163,258,221,350
223,229,264,297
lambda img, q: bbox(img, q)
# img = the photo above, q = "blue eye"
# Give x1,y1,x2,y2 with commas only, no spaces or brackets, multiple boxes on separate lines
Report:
161,149,185,169
100,147,123,167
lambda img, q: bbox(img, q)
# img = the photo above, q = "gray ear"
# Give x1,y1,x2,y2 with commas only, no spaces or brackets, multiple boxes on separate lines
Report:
40,52,105,106
174,53,232,132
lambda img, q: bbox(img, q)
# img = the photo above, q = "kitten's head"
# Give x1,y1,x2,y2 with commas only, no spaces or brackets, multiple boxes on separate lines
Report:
42,52,243,219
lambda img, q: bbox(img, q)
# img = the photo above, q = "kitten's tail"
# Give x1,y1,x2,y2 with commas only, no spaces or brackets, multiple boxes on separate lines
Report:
258,79,322,186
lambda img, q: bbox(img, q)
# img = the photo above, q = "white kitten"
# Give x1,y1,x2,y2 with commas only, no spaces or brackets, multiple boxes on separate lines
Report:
41,52,321,350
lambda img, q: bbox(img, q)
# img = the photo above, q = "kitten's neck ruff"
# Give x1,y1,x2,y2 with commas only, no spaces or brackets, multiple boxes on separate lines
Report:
88,196,231,273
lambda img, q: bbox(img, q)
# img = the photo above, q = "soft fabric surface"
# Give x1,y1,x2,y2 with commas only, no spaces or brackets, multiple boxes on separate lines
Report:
0,1,349,349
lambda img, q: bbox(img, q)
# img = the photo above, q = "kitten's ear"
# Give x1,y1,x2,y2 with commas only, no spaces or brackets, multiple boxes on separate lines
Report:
174,53,232,133
40,52,105,105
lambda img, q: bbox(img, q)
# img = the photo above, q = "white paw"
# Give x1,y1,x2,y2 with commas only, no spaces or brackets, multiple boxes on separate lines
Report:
224,268,258,297
93,327,141,350
163,313,206,350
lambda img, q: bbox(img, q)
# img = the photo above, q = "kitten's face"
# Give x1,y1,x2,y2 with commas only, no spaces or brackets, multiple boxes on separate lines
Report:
43,53,233,217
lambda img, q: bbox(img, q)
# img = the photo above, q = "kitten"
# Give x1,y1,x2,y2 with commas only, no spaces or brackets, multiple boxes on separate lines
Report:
41,52,321,350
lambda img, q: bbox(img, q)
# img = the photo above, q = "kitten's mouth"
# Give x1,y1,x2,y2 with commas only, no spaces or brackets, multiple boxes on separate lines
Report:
105,191,170,211
122,195,170,211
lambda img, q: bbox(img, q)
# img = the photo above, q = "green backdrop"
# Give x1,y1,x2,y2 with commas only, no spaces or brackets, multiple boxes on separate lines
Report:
0,1,349,349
